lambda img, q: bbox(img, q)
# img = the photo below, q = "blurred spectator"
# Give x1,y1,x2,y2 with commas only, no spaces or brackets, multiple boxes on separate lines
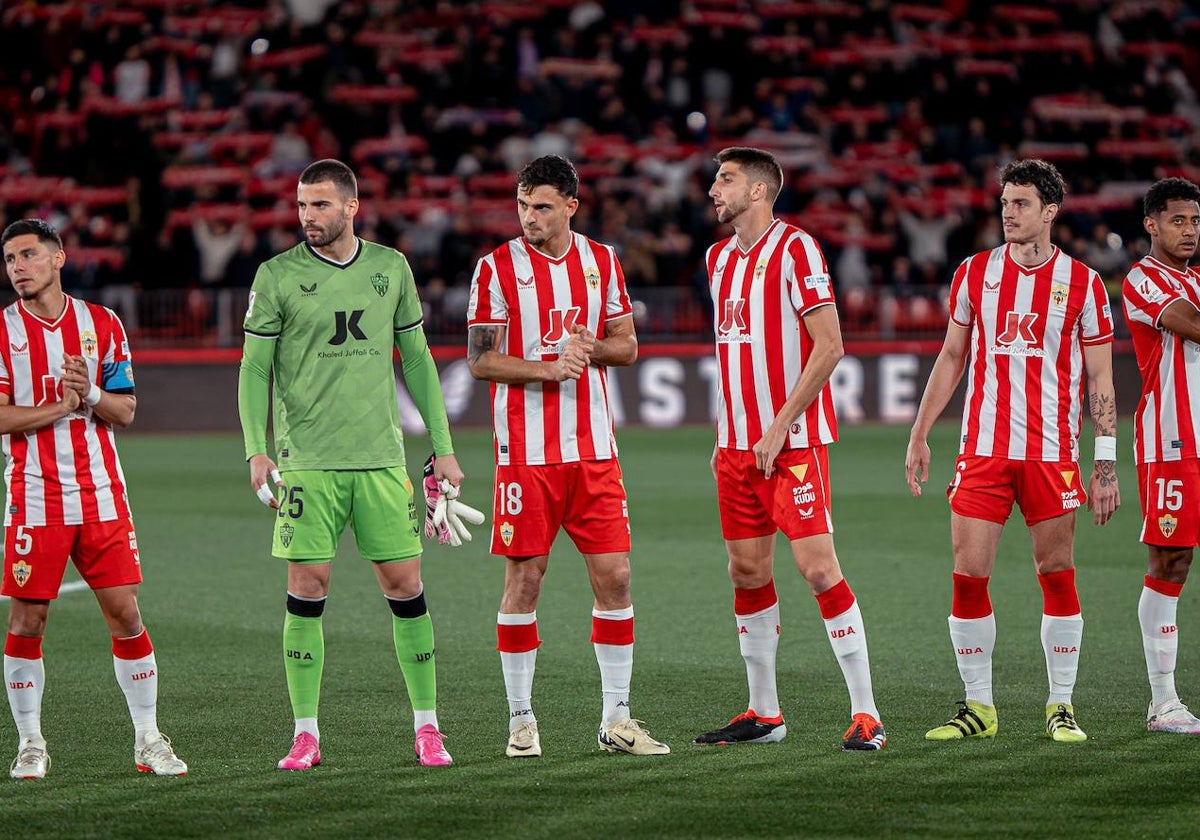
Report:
193,217,247,286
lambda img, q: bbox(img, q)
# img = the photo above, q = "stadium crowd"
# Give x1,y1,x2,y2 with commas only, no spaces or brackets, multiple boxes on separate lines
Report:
0,0,1198,340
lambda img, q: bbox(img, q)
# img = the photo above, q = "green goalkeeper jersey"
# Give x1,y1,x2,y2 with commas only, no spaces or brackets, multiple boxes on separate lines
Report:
242,239,428,471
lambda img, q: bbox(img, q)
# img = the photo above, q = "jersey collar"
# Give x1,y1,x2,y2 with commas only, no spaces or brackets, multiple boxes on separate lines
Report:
305,237,362,269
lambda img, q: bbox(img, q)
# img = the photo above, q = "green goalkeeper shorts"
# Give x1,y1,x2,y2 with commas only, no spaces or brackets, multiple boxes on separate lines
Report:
271,466,422,562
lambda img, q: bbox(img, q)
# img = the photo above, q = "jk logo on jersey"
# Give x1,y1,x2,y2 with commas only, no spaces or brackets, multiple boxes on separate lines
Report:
717,298,751,343
993,311,1044,357
538,307,581,352
329,310,367,345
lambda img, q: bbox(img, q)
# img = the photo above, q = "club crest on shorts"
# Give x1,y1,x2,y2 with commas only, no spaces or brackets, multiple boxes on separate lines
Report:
1159,514,1179,539
279,521,295,548
80,330,97,357
370,272,389,297
11,560,31,588
500,521,514,547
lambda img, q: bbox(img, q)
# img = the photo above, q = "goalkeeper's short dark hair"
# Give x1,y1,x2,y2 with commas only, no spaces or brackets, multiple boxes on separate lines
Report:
998,159,1065,207
299,159,358,199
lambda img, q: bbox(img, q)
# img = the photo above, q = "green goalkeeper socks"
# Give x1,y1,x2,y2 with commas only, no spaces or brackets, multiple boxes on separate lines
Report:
283,614,325,720
393,613,437,712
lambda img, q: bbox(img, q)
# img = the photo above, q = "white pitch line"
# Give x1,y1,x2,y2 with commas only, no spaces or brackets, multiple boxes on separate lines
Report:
0,579,90,602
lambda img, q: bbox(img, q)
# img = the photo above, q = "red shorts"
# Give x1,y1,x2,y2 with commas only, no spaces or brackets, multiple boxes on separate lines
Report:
716,447,833,541
947,456,1086,526
490,460,630,557
1137,460,1200,547
2,517,142,600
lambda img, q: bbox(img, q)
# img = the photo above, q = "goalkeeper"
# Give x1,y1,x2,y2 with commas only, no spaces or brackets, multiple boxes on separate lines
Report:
237,159,481,771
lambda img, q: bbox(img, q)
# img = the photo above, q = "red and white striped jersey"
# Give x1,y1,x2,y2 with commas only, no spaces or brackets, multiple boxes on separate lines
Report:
1122,255,1200,464
0,297,134,526
707,219,838,451
467,232,632,466
949,245,1113,462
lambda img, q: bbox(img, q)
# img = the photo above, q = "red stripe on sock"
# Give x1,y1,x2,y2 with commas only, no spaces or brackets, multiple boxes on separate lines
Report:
112,628,154,660
496,621,540,653
1145,574,1184,598
734,580,778,616
1037,568,1081,616
591,616,634,645
951,573,992,619
815,579,855,619
4,633,42,659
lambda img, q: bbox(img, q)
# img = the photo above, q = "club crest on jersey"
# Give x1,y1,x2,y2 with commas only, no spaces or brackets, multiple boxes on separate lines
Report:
755,260,767,279
500,521,514,547
279,522,295,548
716,298,751,343
80,330,97,357
1159,514,1179,539
11,560,30,588
1050,283,1069,307
584,266,600,290
370,273,389,297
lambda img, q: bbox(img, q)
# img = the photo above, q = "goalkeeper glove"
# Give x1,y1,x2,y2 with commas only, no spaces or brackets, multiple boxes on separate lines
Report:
422,455,486,547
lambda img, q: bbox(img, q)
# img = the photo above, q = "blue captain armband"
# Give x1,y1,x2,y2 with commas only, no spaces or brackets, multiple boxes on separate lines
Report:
101,360,136,393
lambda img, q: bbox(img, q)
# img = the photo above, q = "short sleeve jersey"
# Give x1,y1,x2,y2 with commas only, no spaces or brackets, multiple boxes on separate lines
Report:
1122,255,1200,464
466,232,632,466
0,297,135,525
948,244,1114,462
243,239,423,471
707,219,839,451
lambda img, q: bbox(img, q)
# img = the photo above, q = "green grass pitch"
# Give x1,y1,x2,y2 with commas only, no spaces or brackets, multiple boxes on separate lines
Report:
1,422,1198,839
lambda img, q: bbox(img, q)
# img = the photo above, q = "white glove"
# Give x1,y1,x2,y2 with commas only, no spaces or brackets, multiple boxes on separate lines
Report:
256,469,282,507
431,479,486,547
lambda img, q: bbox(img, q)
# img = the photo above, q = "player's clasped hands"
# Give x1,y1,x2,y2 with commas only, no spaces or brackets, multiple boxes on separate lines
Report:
551,324,594,381
60,354,90,407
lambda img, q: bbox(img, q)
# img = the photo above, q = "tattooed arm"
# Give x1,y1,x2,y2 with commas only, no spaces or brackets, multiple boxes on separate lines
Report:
1083,341,1120,525
467,324,587,384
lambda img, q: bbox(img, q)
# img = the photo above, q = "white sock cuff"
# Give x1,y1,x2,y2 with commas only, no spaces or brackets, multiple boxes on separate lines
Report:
736,602,780,622
497,611,537,626
592,606,633,621
1042,613,1082,622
